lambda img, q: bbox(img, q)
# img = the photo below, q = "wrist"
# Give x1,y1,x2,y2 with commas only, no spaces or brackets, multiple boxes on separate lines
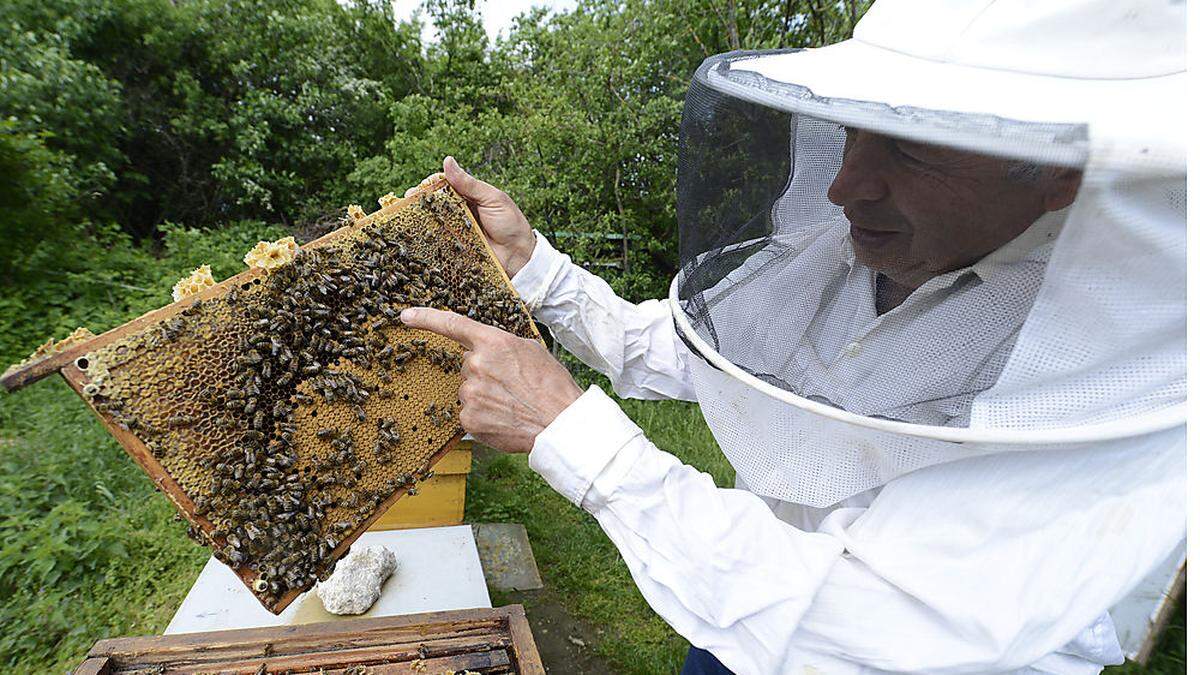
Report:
529,385,645,508
504,230,536,277
540,379,584,429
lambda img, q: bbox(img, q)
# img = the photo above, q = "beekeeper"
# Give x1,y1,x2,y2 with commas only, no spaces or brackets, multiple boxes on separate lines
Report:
400,0,1186,672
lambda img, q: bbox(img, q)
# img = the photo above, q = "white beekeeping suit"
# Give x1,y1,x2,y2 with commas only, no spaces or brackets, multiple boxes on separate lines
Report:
510,0,1185,672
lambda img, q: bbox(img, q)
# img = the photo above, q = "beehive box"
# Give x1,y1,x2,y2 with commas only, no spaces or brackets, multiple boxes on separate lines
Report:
1,180,539,614
368,440,471,531
73,604,544,674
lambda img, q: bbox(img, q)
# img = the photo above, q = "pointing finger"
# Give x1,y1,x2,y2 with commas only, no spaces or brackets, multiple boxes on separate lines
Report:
399,307,500,350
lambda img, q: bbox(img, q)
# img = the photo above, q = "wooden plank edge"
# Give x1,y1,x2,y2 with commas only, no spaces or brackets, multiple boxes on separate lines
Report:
110,635,511,672
72,656,113,675
91,625,507,669
497,604,546,674
88,608,513,658
1130,560,1186,666
94,650,510,675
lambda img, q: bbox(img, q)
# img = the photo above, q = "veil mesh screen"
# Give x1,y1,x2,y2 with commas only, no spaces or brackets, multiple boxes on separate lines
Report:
675,62,1084,428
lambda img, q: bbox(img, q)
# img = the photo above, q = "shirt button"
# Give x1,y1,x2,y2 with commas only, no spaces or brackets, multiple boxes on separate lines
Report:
844,342,863,357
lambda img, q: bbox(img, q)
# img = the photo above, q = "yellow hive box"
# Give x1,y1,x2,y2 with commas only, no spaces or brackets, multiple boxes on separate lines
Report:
369,440,472,530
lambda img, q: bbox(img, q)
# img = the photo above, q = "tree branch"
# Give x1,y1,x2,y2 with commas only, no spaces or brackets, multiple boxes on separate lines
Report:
805,0,827,45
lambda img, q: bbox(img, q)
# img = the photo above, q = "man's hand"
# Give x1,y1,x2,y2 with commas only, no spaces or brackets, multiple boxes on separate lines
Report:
401,307,582,453
405,156,536,278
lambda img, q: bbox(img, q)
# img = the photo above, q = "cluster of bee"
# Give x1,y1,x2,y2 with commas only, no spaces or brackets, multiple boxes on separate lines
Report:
374,417,402,458
426,346,464,374
424,403,457,428
75,189,538,608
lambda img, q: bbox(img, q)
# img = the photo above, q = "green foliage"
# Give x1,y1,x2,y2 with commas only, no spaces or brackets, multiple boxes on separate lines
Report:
0,122,84,279
0,20,124,199
0,220,286,369
343,0,863,300
1,0,863,301
1,0,422,237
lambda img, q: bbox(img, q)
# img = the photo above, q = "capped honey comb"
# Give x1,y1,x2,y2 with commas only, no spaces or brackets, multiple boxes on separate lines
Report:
18,182,538,613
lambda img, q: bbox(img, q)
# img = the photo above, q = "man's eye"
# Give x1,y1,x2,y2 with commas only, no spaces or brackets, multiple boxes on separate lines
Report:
894,142,928,165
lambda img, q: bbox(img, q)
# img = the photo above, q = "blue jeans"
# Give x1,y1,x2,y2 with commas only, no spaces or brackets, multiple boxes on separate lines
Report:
680,646,736,675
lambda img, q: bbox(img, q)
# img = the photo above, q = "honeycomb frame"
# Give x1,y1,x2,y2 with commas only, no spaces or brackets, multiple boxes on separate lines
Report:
7,180,539,613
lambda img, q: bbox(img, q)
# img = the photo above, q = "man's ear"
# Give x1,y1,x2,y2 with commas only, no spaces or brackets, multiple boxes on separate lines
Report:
1043,168,1083,212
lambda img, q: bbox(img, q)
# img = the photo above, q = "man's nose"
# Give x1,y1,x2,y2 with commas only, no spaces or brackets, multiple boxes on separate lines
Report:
828,137,889,206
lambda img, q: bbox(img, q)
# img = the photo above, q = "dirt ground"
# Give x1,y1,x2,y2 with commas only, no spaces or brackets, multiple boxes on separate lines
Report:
503,587,615,674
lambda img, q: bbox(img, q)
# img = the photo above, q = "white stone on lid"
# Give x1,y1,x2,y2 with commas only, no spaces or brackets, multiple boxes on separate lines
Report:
317,545,398,615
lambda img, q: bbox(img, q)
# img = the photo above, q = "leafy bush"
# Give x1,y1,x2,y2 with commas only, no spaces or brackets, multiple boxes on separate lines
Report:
0,220,286,369
2,0,861,302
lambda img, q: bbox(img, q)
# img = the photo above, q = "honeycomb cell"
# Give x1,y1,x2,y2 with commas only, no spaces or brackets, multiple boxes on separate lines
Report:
243,237,300,271
172,265,216,302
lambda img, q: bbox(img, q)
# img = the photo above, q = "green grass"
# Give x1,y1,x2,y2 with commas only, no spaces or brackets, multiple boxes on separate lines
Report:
0,227,1185,673
0,382,209,673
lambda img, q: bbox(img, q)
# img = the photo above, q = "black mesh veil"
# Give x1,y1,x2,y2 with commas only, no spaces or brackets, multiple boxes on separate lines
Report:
676,64,795,266
674,53,1090,428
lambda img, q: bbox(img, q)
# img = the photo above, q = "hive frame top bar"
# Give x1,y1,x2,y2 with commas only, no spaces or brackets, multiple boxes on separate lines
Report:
2,179,535,392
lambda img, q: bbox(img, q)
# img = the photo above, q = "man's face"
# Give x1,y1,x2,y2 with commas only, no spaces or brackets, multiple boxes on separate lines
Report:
827,128,1081,289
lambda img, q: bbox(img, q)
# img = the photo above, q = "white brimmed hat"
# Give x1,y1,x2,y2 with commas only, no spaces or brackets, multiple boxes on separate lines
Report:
707,0,1185,173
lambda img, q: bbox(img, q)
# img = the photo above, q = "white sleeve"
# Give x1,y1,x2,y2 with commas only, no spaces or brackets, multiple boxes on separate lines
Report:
509,230,695,401
530,387,1185,675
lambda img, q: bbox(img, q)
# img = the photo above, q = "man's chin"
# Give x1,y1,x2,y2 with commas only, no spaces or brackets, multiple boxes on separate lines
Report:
849,240,897,271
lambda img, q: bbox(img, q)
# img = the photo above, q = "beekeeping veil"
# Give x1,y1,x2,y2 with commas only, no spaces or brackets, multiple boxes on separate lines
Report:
672,0,1186,506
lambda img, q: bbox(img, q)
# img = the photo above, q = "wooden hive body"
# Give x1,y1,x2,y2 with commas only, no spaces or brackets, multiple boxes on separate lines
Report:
3,181,538,613
74,605,545,674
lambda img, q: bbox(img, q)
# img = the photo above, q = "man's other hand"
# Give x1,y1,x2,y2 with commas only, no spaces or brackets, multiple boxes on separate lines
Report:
401,307,582,453
405,156,536,279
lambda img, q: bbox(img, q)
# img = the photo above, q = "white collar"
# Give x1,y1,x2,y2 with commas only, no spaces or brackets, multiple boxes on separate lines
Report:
971,207,1066,282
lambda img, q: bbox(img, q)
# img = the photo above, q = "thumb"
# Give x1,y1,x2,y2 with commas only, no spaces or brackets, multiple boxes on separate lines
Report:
443,156,503,206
